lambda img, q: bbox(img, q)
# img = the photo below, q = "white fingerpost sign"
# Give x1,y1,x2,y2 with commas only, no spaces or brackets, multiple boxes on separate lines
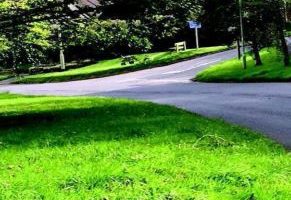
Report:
188,21,202,49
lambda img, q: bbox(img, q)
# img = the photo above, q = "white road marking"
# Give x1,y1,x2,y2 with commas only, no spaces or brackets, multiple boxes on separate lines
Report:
145,79,191,84
162,70,184,75
118,78,139,83
162,59,222,75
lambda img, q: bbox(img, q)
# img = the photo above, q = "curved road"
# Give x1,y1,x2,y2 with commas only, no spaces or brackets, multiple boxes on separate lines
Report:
1,49,291,148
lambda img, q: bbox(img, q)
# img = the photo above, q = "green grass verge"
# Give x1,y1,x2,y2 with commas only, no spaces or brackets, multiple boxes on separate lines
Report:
0,74,12,81
0,93,290,199
285,30,291,37
195,48,291,82
15,46,228,84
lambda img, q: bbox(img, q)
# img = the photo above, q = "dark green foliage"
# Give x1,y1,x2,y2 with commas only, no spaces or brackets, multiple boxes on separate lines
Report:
199,0,239,46
200,0,289,66
0,0,98,70
0,0,202,71
0,0,289,70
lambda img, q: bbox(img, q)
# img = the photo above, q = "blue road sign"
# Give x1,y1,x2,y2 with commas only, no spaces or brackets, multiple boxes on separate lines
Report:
188,21,202,29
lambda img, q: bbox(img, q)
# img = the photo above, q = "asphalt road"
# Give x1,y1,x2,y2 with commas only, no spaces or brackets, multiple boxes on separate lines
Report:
1,49,291,148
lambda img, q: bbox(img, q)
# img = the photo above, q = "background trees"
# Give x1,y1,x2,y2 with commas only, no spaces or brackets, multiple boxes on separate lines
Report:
200,0,289,67
0,0,289,71
72,19,152,59
0,0,97,70
100,0,202,51
243,0,289,66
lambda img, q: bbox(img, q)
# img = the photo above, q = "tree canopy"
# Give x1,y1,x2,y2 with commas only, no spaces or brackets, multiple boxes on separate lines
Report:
0,0,289,71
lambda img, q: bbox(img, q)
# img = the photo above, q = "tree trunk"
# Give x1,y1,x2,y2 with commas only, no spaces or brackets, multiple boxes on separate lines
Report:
252,39,262,66
279,28,290,66
253,48,262,66
275,5,290,66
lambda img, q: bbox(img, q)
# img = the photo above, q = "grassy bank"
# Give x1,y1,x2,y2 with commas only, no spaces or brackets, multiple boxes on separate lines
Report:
195,48,291,82
0,75,8,81
0,74,12,81
0,93,290,199
15,46,228,84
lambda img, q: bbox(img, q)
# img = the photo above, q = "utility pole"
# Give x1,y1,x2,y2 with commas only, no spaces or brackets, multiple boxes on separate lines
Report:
239,0,247,69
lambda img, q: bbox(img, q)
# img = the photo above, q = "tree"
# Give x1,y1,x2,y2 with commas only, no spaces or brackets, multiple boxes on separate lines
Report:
0,0,100,71
99,0,202,50
201,0,289,67
73,19,152,57
244,0,289,66
269,0,290,66
199,0,239,46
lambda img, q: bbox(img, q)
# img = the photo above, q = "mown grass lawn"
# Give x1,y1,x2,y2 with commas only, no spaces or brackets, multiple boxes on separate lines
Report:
15,46,228,84
195,48,291,82
0,93,290,199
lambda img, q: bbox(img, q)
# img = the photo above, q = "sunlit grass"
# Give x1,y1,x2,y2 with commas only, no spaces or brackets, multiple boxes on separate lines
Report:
0,93,290,199
195,48,291,82
16,46,227,83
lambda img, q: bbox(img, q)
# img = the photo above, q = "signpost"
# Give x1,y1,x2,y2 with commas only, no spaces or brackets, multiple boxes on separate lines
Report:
188,21,202,49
